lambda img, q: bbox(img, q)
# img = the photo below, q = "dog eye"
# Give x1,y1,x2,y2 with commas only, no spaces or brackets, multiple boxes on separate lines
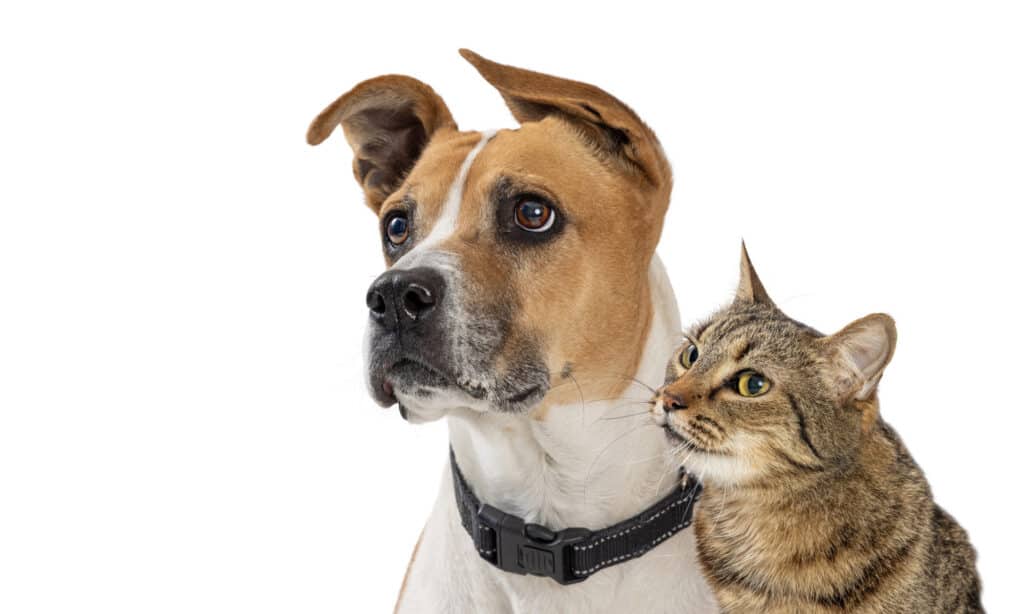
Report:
679,344,699,369
736,371,770,397
385,213,410,246
514,199,555,232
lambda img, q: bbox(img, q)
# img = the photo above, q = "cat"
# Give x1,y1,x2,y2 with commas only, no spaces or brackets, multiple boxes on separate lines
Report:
650,244,982,613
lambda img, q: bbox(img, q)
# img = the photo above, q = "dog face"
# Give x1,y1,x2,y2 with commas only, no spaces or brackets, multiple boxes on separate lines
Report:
308,51,673,422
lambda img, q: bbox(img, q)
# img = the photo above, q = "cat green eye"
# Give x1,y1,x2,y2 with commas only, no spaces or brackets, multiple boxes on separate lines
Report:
679,344,699,369
737,371,770,397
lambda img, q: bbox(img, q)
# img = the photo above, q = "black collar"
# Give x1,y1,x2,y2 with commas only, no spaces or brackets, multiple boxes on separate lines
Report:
450,447,702,585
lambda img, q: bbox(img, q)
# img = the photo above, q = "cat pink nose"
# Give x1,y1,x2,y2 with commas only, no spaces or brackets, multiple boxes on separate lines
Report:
663,393,688,412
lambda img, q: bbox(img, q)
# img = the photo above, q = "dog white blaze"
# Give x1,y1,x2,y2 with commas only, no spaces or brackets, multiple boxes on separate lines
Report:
378,130,500,421
392,130,497,271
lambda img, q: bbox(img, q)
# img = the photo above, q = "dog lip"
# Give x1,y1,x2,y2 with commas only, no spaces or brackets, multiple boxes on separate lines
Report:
369,353,550,413
371,357,453,407
505,384,542,405
371,377,397,407
388,357,451,385
494,382,549,413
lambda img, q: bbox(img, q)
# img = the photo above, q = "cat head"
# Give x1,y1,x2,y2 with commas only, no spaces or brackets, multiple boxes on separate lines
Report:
652,244,897,486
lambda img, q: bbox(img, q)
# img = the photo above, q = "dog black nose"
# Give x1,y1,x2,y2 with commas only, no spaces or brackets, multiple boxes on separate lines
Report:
366,267,445,328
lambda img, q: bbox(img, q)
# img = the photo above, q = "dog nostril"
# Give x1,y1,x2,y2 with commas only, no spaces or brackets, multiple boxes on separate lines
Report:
401,283,435,319
366,290,387,317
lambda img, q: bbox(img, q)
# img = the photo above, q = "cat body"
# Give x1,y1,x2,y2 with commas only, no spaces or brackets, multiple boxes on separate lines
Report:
653,246,982,613
695,419,979,613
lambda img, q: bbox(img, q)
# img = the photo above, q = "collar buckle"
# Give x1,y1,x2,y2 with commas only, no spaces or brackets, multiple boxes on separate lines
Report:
475,504,591,585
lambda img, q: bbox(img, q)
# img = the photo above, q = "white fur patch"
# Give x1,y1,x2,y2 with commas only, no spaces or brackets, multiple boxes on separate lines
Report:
676,431,760,487
397,255,717,612
392,130,496,271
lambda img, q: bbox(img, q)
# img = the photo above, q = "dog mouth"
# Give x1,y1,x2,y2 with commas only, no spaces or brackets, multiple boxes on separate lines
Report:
372,357,548,415
373,358,451,406
388,358,451,389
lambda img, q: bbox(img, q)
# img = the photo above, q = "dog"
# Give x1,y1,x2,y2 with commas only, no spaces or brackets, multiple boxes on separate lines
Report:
308,50,716,613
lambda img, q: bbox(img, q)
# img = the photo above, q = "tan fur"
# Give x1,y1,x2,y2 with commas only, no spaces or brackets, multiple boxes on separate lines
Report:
310,51,674,413
307,75,458,212
456,121,658,409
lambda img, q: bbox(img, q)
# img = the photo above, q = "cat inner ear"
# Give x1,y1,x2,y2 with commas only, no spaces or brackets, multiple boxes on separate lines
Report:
306,75,457,212
827,314,898,401
734,242,777,307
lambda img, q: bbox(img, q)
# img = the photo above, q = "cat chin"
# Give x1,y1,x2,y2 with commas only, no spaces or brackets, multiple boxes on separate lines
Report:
682,451,758,487
666,430,762,487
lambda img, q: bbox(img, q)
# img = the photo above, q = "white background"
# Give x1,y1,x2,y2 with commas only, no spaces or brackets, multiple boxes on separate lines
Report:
1,1,1021,612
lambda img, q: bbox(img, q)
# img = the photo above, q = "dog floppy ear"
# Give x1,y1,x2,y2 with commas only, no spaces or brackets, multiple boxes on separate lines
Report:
460,49,670,190
307,75,457,212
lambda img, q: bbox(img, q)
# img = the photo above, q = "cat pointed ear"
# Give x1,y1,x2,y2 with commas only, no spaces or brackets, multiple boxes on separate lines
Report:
827,314,897,401
460,49,670,189
734,242,776,307
307,75,458,212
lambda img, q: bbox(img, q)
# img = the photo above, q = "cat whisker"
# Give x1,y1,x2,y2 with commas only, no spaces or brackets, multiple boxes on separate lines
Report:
583,421,657,505
624,448,675,466
548,372,657,395
653,461,677,499
599,410,653,422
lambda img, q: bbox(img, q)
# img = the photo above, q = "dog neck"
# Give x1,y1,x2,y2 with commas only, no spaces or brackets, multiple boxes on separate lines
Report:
446,254,681,530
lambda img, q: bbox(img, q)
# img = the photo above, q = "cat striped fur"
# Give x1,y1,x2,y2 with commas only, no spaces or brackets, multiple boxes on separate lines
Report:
651,245,982,613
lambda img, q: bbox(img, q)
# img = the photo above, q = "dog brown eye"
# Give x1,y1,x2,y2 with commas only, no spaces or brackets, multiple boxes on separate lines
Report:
514,199,555,232
386,213,409,245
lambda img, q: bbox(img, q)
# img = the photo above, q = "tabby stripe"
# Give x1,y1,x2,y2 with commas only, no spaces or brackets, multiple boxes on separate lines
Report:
699,314,759,343
689,318,713,341
698,546,775,599
788,523,856,566
693,414,724,436
786,392,823,460
733,340,753,361
816,531,921,609
686,420,718,441
775,447,825,473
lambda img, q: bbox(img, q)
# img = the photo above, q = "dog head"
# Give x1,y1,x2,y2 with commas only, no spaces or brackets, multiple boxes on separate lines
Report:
308,50,673,422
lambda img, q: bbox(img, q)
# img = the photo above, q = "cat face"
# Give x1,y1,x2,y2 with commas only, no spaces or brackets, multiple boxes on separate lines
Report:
652,245,897,487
